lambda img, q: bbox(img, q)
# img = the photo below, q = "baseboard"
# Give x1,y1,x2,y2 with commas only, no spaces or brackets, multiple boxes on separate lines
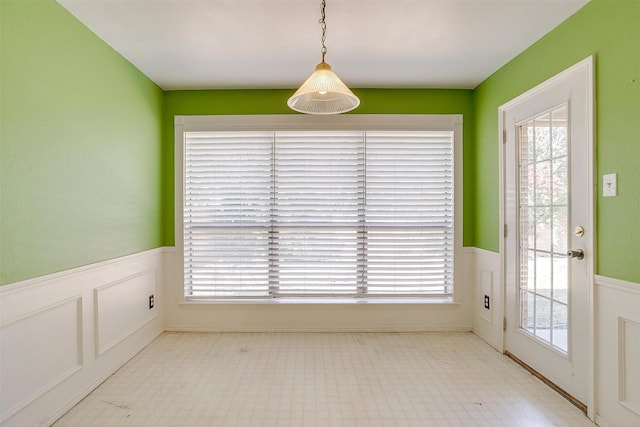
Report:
594,415,615,427
165,326,473,333
46,329,160,426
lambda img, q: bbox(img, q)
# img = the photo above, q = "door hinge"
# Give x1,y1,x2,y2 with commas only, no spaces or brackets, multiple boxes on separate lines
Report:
502,129,507,143
503,317,507,331
504,224,507,238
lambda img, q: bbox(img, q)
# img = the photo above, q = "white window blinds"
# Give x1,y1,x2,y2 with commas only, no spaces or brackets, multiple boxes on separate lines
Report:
183,129,453,299
365,131,453,295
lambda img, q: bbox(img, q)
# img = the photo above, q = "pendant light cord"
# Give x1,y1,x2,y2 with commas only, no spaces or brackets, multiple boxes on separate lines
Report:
320,0,327,63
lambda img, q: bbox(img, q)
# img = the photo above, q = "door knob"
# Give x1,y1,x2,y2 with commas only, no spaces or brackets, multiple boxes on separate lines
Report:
567,249,584,260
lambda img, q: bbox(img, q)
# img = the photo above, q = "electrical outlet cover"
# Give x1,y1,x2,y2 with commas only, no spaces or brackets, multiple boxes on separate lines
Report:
603,173,617,197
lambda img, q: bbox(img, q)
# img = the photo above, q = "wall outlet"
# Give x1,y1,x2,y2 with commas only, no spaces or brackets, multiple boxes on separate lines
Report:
149,294,154,309
484,295,490,310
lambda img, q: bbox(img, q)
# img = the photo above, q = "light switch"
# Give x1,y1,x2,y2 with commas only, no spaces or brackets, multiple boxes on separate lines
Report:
603,173,617,197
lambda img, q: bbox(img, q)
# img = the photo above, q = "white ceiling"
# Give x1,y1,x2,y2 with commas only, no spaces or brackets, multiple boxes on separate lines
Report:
57,0,589,90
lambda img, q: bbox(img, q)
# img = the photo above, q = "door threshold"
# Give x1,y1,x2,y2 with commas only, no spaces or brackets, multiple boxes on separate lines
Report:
504,351,587,415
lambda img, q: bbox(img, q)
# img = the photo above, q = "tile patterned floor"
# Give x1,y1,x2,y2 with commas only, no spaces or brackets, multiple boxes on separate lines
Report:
53,332,595,426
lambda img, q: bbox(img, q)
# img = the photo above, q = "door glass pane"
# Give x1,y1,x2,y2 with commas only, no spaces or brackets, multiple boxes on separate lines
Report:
536,253,552,298
535,161,551,205
553,256,568,304
535,295,551,341
552,302,569,352
535,207,552,252
518,105,569,354
521,290,534,333
553,206,568,254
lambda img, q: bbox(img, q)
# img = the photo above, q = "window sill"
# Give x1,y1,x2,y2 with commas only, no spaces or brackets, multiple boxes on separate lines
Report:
180,296,458,305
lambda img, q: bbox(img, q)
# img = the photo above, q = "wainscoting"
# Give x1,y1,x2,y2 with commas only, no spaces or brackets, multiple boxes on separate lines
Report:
2,246,638,426
0,248,168,427
594,275,640,427
163,248,474,333
467,247,502,351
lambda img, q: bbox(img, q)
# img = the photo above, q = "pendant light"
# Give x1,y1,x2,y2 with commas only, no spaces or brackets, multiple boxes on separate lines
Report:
287,0,360,115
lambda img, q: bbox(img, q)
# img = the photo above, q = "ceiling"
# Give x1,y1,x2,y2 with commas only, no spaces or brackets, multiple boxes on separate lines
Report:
57,0,589,90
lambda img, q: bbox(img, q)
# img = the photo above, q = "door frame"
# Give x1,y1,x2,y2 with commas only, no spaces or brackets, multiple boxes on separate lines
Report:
497,55,596,419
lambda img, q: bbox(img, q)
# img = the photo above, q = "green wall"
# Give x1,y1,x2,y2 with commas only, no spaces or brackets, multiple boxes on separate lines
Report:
473,0,640,282
4,0,638,286
162,89,475,246
0,0,164,285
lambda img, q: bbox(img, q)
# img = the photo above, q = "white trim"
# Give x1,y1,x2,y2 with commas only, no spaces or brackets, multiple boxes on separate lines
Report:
465,246,500,259
0,247,169,296
498,90,507,357
178,297,459,305
595,275,640,295
594,416,615,427
165,325,472,333
499,57,595,111
586,55,596,422
175,114,462,132
453,120,464,303
0,293,83,329
174,120,186,303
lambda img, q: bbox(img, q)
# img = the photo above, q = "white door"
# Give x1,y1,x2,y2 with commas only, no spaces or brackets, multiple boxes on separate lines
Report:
502,57,594,407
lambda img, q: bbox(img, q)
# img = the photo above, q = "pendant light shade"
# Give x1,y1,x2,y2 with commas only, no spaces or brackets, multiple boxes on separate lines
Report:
287,62,360,115
287,0,359,115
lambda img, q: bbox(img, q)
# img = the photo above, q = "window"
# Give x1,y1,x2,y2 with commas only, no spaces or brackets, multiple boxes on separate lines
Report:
176,115,462,301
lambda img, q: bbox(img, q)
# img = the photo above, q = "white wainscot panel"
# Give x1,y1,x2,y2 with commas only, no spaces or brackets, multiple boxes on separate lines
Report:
0,297,82,423
469,248,502,352
595,275,640,427
619,317,640,416
95,270,158,356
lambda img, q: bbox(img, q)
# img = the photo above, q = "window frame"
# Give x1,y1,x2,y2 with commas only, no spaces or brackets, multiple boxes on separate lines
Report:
174,114,463,303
